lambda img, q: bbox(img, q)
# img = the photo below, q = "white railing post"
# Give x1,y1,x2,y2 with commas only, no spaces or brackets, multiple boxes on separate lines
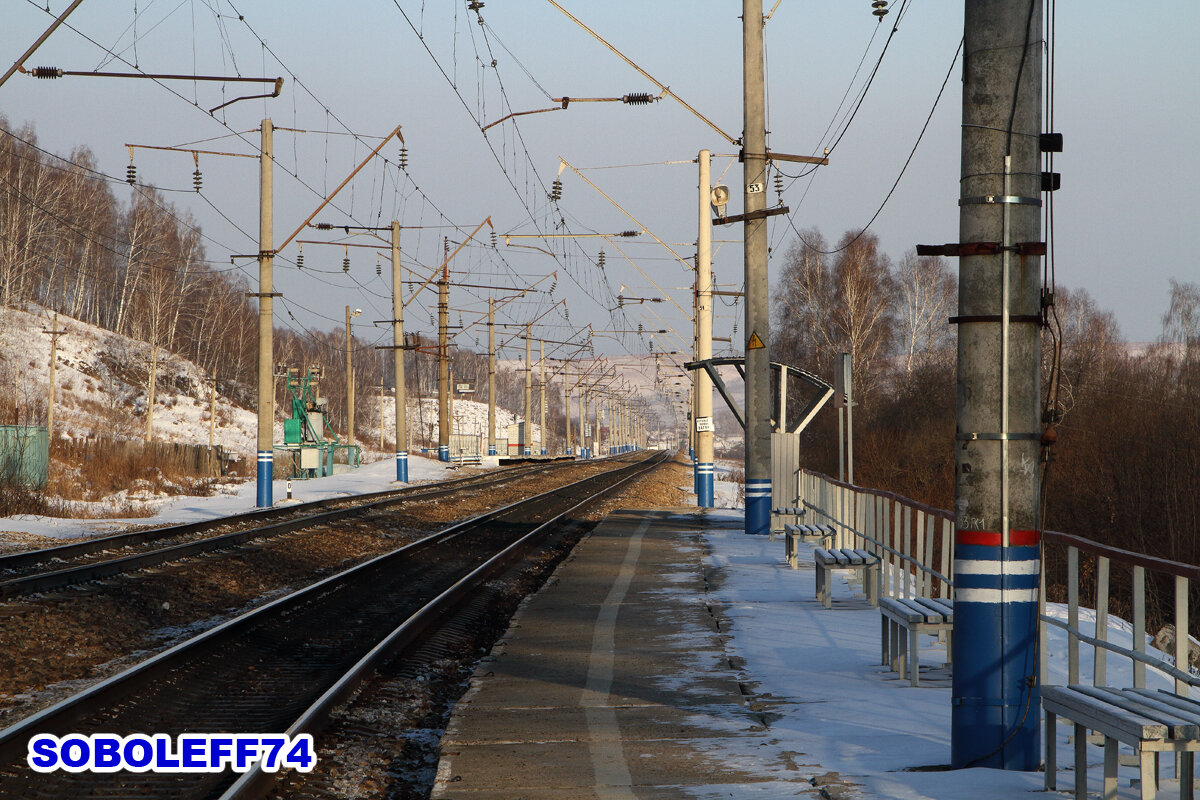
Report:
902,504,912,599
915,510,927,598
1133,565,1146,689
1068,546,1080,686
1094,556,1109,686
1176,575,1190,696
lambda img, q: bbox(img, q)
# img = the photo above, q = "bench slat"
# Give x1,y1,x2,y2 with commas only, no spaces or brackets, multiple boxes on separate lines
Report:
850,548,879,566
1042,686,1169,743
879,597,924,623
1130,688,1200,722
1079,687,1200,739
915,597,954,620
909,597,951,623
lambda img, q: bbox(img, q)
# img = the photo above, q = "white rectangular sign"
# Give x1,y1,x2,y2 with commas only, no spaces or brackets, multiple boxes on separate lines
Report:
695,416,714,432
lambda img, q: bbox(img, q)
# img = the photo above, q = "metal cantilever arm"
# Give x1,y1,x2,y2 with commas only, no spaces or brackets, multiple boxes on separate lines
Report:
683,357,834,435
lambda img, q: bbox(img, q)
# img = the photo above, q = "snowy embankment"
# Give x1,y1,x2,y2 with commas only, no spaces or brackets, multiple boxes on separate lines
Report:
0,450,459,541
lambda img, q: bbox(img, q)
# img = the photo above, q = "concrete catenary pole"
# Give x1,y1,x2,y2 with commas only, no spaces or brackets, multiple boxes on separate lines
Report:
345,305,355,449
576,386,585,460
741,2,771,534
391,221,409,482
437,239,450,462
564,359,572,455
951,0,1043,770
487,298,497,457
523,324,533,455
695,150,715,505
255,118,275,508
539,339,547,455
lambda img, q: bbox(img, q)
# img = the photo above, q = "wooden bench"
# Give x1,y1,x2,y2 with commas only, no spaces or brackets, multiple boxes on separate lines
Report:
784,523,836,567
814,547,880,609
878,597,953,687
1043,685,1200,800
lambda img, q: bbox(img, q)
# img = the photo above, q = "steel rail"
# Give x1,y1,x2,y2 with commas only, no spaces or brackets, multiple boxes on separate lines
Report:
222,450,668,800
0,458,598,597
0,452,665,788
0,458,559,572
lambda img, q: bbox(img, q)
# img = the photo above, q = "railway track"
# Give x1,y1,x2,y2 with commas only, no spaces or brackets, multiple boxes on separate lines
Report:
0,450,669,799
0,456,604,599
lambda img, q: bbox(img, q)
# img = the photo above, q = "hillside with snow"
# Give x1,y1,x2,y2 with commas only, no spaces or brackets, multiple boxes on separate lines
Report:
1,305,261,453
0,305,548,462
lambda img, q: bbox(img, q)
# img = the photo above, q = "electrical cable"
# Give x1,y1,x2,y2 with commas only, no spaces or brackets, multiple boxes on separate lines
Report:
786,36,963,257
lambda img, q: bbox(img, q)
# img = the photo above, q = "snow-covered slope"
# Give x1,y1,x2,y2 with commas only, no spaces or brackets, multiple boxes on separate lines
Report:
0,306,260,454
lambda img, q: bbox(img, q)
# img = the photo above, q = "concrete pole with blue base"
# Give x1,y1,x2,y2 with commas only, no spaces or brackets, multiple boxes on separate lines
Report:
488,298,497,458
390,221,409,483
254,119,275,508
741,1,771,535
950,0,1043,770
437,244,451,463
694,148,716,508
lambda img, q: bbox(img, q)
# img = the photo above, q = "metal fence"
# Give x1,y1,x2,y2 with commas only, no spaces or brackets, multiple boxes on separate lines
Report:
802,468,1199,696
1040,530,1200,694
0,425,49,489
800,470,955,601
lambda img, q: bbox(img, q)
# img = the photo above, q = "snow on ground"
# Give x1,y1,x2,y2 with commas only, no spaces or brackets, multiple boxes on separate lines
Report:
0,450,457,541
699,473,1193,799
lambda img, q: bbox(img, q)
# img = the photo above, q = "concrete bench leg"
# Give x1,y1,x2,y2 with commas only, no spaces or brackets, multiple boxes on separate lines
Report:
1138,749,1156,800
880,614,890,667
866,563,880,606
1045,709,1057,791
908,624,920,687
1075,722,1088,800
1178,752,1191,800
815,563,825,604
1104,737,1118,800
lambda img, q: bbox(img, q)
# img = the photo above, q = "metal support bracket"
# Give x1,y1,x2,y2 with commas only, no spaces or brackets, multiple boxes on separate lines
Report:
949,314,1043,325
956,432,1041,442
684,357,833,435
917,242,1046,258
958,195,1042,207
712,206,790,226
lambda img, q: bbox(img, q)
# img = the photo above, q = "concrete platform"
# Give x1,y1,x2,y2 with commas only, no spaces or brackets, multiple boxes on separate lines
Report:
431,508,818,799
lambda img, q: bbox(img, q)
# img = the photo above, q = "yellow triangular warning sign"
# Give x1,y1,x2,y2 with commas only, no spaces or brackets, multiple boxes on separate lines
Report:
747,331,765,350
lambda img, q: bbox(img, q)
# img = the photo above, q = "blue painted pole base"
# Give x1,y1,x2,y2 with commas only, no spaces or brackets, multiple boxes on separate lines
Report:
438,445,449,462
745,478,770,535
256,451,273,508
395,451,409,483
697,463,714,508
951,535,1041,770
488,445,497,456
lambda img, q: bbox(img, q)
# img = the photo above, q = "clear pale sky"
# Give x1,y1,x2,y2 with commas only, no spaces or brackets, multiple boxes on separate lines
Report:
3,1,1197,362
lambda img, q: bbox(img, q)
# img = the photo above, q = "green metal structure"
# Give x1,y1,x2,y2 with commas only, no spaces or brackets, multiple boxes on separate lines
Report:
275,367,359,479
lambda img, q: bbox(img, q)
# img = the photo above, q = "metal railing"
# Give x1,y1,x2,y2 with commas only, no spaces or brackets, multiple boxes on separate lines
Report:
801,469,1199,697
801,470,955,601
1040,530,1200,695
